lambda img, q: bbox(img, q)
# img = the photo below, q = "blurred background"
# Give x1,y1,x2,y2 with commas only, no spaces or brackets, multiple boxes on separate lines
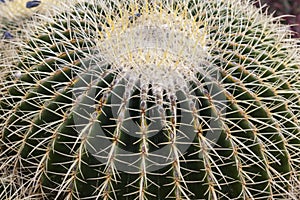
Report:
254,0,300,37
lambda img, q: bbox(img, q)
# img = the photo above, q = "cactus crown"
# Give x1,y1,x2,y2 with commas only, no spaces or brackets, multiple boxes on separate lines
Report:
1,0,300,199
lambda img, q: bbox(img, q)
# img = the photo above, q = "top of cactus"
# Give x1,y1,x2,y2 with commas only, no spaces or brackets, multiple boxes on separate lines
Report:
1,0,300,199
98,1,209,93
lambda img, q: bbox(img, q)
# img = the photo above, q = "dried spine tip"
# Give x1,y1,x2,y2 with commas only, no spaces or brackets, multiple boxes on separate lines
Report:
0,0,300,200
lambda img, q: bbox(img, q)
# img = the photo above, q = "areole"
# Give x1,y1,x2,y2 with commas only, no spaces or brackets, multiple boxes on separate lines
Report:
0,0,299,199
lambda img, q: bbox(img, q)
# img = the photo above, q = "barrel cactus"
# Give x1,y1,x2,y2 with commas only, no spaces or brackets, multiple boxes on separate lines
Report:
0,0,66,40
0,0,78,82
0,0,61,70
1,0,300,199
0,0,63,21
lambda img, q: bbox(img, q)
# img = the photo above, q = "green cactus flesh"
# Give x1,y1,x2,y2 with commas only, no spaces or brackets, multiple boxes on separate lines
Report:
1,0,300,199
0,0,75,78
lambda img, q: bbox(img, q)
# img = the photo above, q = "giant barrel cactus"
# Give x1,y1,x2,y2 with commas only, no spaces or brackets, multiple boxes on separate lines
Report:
0,0,64,21
0,0,67,40
0,0,69,75
0,0,80,83
1,0,300,199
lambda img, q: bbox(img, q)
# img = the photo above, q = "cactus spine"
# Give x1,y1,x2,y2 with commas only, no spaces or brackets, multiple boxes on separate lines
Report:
0,0,80,82
0,0,62,20
0,0,66,42
0,0,300,199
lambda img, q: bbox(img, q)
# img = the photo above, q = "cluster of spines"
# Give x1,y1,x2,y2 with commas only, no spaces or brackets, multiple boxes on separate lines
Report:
0,0,83,42
0,0,300,199
0,0,41,8
206,1,300,198
0,0,51,73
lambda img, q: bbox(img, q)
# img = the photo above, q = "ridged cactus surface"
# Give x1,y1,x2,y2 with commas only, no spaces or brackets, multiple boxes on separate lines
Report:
0,0,60,72
1,0,300,199
0,0,61,20
0,0,63,38
0,0,79,83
